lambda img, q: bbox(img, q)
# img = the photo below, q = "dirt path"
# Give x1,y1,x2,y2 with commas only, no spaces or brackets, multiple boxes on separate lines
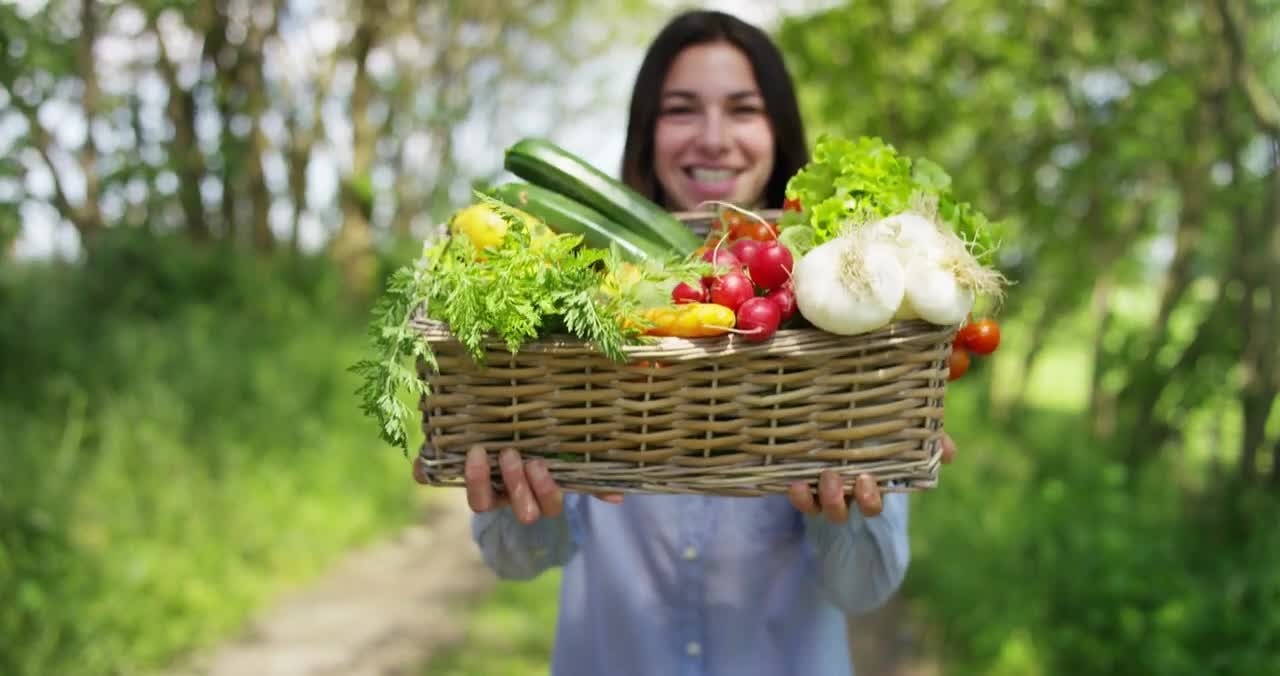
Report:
848,596,941,676
163,494,497,676
161,491,938,676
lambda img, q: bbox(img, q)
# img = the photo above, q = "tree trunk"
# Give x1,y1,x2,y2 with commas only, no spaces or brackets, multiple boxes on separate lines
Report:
150,8,211,242
1238,142,1278,482
76,0,104,245
243,2,282,255
332,0,385,299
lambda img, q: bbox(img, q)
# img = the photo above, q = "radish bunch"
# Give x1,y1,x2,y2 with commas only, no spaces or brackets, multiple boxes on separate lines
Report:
672,237,796,343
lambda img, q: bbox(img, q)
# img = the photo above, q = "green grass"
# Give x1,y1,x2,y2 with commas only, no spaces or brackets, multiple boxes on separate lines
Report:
0,239,424,676
421,570,563,675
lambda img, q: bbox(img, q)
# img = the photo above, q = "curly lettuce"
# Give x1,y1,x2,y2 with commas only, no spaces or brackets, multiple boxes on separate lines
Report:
779,134,1002,262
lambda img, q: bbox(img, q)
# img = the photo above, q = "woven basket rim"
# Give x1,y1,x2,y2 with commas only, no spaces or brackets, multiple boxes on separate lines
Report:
410,315,954,361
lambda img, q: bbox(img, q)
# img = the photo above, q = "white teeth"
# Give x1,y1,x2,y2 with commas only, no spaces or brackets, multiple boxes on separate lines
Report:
690,168,736,182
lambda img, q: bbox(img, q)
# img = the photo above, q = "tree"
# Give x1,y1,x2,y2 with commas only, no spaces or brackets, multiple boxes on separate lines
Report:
778,0,1280,484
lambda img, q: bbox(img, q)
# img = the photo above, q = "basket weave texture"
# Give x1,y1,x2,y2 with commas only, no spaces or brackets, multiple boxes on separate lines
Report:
412,210,954,497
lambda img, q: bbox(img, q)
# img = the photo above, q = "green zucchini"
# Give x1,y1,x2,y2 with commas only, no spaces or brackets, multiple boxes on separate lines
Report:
504,138,703,256
489,182,668,262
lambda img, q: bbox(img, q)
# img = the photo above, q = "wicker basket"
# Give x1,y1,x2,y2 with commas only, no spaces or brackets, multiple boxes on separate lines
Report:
410,210,956,497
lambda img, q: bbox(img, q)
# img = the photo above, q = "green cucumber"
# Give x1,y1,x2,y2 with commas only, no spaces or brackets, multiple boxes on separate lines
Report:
489,182,668,262
504,138,703,256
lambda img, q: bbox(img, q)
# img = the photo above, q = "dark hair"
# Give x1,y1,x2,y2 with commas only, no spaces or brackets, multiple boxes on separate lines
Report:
620,10,809,210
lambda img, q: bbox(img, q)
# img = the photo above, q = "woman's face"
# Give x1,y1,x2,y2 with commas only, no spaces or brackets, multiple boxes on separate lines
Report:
653,42,775,212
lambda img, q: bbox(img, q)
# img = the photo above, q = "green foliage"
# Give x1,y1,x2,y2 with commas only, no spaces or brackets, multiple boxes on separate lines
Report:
781,134,1002,258
778,1,1280,674
0,231,419,676
351,195,662,454
421,571,563,676
908,385,1280,676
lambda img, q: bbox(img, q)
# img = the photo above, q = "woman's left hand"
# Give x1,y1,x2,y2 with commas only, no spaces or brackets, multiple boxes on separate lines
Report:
788,432,957,523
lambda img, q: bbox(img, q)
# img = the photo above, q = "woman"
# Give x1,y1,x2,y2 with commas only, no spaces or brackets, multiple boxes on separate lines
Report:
461,10,957,675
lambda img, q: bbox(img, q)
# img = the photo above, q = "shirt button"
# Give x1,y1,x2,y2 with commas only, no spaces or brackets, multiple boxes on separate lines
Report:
682,546,698,560
686,641,702,656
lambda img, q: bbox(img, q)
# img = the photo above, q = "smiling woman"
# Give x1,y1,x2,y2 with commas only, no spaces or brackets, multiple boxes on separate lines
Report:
456,10,954,676
652,43,776,209
620,10,809,212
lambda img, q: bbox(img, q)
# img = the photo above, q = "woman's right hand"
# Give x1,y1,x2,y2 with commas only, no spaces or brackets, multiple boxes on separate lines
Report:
464,446,622,524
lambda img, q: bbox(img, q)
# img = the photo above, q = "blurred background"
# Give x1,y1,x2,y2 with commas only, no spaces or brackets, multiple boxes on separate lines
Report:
2,0,1278,674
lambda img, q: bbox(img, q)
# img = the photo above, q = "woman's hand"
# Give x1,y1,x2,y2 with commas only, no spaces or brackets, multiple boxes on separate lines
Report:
787,432,958,523
461,446,623,524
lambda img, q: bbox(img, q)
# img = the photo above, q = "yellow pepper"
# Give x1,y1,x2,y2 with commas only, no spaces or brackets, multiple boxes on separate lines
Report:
449,203,554,251
640,303,735,338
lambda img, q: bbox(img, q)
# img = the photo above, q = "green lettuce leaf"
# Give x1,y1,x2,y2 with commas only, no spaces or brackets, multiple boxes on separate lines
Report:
780,134,1002,262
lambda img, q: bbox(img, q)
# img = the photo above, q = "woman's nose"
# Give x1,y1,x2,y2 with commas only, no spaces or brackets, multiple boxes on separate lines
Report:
696,110,730,154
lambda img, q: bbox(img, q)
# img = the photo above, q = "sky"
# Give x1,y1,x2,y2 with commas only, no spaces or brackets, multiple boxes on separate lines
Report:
11,0,842,260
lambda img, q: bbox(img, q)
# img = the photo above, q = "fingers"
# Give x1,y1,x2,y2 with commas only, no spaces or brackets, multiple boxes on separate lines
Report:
592,493,625,505
941,432,957,464
788,481,820,515
412,455,432,485
525,457,564,518
464,445,506,513
818,470,850,523
499,448,542,525
852,474,883,517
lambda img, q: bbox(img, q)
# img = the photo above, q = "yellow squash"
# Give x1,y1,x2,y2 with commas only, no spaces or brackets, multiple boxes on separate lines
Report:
449,203,554,250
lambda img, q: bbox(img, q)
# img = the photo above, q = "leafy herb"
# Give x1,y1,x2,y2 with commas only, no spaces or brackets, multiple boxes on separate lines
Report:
351,192,667,454
780,134,1003,261
350,262,434,454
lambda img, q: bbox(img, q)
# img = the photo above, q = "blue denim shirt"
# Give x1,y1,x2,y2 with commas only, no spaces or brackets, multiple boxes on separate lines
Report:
472,491,910,676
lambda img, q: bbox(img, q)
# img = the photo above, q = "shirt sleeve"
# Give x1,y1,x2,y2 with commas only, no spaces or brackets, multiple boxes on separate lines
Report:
471,497,580,580
802,491,911,616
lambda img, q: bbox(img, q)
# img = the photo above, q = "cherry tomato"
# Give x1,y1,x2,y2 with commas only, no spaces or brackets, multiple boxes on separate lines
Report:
721,210,750,234
730,220,777,241
957,319,1001,355
948,347,971,381
783,197,802,213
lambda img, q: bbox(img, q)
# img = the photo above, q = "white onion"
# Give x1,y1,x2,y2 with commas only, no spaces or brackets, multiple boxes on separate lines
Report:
792,234,905,336
901,256,976,325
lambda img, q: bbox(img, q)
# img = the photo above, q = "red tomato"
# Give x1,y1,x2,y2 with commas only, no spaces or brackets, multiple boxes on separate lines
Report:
957,319,1001,355
720,211,750,234
948,347,971,381
743,221,779,241
783,197,802,213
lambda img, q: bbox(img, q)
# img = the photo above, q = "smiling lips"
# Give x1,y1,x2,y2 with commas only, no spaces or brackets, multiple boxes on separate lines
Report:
685,166,740,199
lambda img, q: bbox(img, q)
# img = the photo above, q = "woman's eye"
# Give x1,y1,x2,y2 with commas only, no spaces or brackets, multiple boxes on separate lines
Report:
732,105,763,116
661,106,695,116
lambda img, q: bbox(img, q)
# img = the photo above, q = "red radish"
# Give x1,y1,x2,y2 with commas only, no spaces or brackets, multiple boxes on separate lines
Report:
701,247,740,271
765,286,797,321
748,241,794,290
672,281,706,304
701,248,741,284
735,296,782,342
729,239,763,270
710,272,755,312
